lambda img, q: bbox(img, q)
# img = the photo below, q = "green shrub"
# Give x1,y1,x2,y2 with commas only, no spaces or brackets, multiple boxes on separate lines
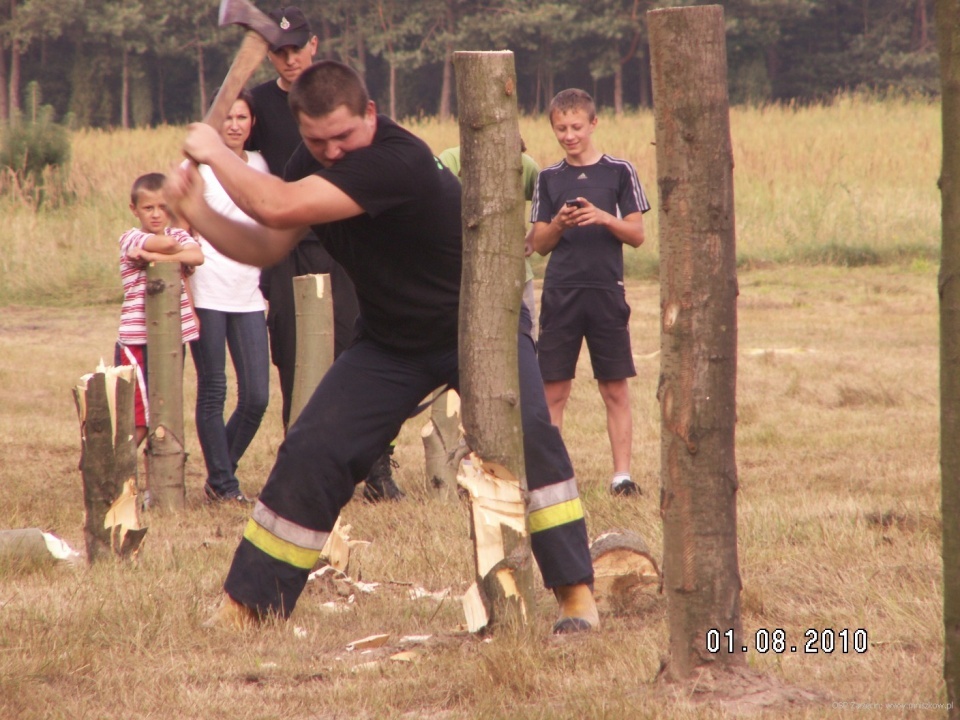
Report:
0,104,72,207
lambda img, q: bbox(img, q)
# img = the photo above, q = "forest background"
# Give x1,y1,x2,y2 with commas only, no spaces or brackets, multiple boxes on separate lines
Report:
0,0,941,130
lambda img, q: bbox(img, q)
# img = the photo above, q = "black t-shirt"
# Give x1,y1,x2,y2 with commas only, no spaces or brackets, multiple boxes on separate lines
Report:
249,80,303,178
286,116,462,354
531,155,650,290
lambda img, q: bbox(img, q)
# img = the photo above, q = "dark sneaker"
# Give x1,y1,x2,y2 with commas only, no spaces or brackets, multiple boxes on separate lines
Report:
610,477,641,497
204,483,254,505
362,450,405,502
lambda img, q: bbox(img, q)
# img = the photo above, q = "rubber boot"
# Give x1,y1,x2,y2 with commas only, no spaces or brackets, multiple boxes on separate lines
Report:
552,583,599,634
202,594,260,631
362,448,405,502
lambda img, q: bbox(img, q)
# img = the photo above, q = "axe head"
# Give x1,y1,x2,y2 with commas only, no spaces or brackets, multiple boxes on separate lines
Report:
219,0,286,49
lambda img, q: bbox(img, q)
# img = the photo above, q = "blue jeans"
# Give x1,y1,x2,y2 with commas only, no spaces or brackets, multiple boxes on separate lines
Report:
190,309,269,496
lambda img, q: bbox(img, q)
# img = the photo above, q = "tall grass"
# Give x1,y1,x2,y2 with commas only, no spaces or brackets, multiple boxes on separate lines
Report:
0,94,942,305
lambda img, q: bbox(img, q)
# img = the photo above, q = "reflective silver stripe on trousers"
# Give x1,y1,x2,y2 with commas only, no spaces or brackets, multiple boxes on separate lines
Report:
252,501,330,551
527,477,580,513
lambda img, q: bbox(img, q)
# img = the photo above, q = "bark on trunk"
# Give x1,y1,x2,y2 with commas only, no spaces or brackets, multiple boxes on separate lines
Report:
73,365,139,562
121,47,130,130
421,389,463,500
144,261,186,511
290,274,334,428
936,0,960,712
454,50,533,631
649,5,742,681
0,37,8,122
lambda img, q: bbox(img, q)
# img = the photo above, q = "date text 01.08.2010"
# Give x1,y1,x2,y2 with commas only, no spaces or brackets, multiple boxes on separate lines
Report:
706,628,868,655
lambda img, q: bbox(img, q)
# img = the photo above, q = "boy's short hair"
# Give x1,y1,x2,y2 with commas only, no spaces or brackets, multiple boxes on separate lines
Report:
289,60,369,120
130,172,165,206
549,89,596,123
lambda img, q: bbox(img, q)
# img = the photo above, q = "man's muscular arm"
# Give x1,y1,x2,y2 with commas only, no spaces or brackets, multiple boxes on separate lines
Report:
180,123,364,229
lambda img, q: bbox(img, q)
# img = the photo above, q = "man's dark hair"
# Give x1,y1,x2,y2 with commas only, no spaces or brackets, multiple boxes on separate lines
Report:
130,172,165,206
549,88,596,123
289,60,369,119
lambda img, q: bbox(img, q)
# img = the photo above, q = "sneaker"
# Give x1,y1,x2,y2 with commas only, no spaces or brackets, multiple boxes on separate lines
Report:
362,449,405,502
204,482,254,505
610,476,641,497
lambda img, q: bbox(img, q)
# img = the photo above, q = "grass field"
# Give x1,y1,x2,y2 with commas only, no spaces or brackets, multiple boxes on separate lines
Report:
0,96,946,717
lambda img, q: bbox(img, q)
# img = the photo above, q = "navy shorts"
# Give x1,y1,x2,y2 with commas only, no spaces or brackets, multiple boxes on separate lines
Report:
537,286,636,382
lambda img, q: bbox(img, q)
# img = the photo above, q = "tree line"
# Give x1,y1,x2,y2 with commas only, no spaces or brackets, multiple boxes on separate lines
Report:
0,0,938,128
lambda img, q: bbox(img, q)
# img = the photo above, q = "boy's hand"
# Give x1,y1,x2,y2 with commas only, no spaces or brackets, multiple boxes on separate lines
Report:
553,200,583,229
559,198,614,229
125,245,148,267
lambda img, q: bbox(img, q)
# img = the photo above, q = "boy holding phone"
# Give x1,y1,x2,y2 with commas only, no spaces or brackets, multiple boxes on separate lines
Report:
529,88,650,497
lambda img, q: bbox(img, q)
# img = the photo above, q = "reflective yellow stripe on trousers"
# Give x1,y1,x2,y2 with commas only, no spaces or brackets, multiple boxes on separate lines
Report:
527,477,584,534
242,501,329,570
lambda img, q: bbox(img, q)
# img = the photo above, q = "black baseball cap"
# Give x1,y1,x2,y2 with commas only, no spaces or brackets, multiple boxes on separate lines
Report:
267,7,312,52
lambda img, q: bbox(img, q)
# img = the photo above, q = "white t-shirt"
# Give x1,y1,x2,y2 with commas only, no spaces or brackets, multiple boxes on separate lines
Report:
189,151,269,312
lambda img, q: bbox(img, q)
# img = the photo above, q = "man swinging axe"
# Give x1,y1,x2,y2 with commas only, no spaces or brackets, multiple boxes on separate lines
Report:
168,12,599,636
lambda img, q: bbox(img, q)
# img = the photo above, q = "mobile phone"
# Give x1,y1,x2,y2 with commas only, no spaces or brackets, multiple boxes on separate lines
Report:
565,199,583,209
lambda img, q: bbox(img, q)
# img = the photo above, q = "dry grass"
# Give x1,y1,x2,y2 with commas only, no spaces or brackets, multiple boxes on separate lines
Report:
0,261,941,718
0,95,941,304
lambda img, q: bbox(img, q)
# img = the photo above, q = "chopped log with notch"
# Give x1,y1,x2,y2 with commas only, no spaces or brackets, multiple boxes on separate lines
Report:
204,0,286,130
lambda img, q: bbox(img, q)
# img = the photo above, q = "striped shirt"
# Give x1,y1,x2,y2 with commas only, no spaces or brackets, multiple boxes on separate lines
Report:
117,227,200,345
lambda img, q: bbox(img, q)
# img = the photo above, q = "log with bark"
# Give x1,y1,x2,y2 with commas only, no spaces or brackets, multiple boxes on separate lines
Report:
590,530,661,610
290,273,334,428
73,362,140,562
420,389,465,499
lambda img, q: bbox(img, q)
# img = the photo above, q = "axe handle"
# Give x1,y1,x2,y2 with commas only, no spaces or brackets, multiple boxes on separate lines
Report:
203,31,269,130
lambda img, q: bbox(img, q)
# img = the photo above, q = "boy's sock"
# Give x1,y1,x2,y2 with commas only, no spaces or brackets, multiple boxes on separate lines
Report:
610,472,640,497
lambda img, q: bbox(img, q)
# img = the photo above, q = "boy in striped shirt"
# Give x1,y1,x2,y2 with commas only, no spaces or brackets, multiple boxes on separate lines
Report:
529,89,651,497
116,172,203,452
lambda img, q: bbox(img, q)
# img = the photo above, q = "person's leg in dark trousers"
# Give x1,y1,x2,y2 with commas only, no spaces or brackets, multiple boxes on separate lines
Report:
191,309,239,497
221,339,453,617
514,307,594,590
223,310,270,476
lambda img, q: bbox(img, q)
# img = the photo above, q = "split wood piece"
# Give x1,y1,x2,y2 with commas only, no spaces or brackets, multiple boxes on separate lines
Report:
590,530,660,609
144,261,187,511
103,478,148,560
73,362,139,562
346,633,390,651
290,273,333,428
0,529,81,569
457,454,531,633
319,517,351,574
420,389,465,499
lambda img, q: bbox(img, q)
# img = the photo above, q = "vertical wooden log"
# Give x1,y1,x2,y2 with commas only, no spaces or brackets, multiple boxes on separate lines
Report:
290,273,334,428
937,0,960,712
144,261,186,511
649,5,743,680
454,50,533,631
420,389,463,500
72,365,138,562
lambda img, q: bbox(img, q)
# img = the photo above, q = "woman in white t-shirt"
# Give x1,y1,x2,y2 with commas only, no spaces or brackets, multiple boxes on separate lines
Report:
189,89,270,504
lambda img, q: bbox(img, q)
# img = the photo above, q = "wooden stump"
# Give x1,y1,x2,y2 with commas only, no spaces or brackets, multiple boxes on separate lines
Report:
145,261,186,511
290,273,334,428
590,530,661,610
420,389,464,500
457,454,532,633
73,363,139,562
